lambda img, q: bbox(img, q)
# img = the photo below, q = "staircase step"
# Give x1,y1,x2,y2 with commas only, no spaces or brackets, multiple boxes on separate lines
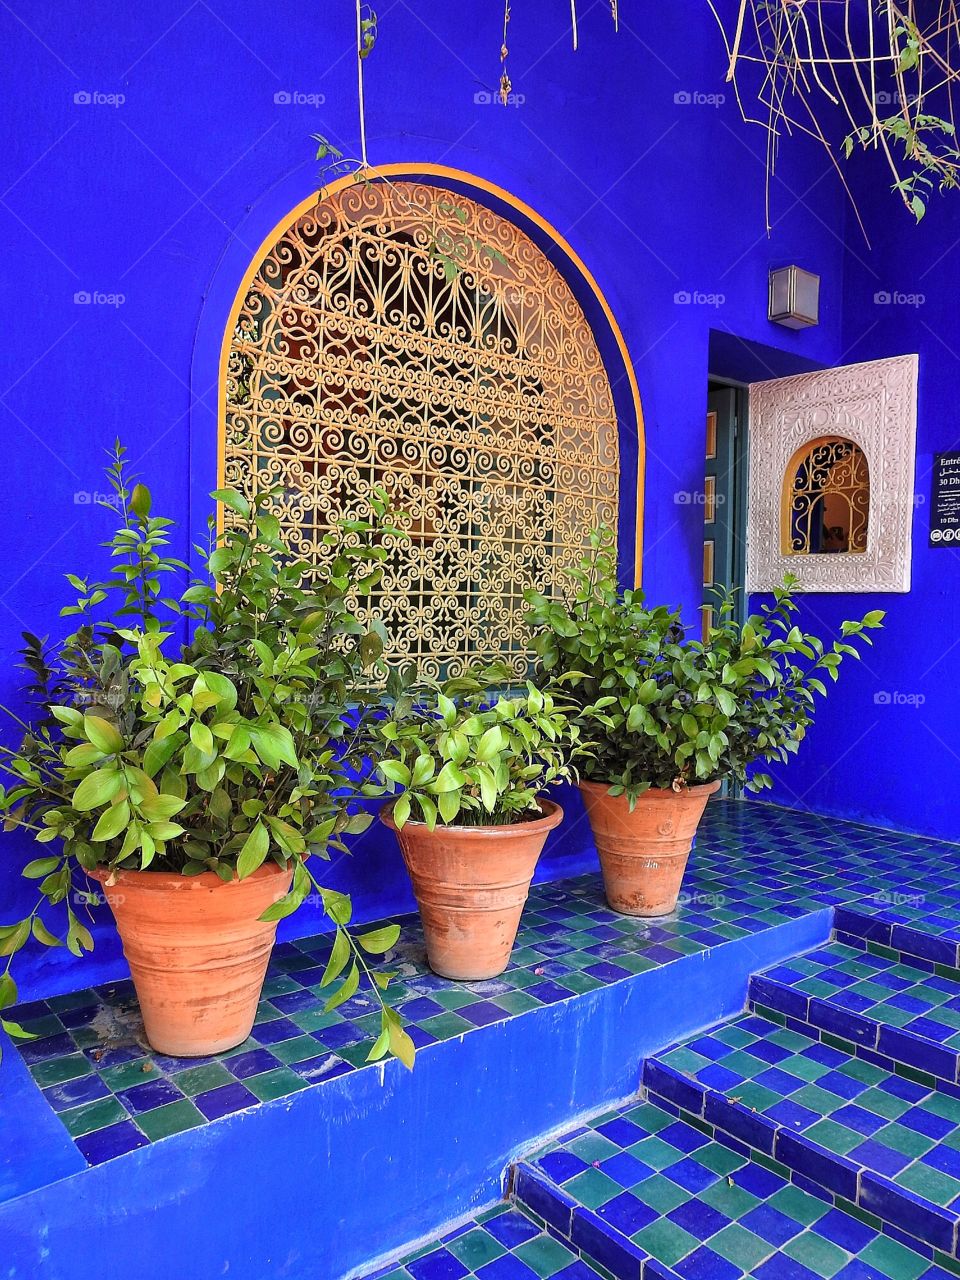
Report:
749,940,960,1086
645,1014,960,1257
836,906,960,973
362,1201,609,1280
514,1101,953,1279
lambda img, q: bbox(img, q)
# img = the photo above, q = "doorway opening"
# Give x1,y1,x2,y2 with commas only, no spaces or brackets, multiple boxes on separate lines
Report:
702,379,748,639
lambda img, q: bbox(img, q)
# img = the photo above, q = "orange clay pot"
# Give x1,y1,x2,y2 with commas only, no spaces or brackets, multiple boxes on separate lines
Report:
579,780,720,917
89,862,293,1057
381,801,563,981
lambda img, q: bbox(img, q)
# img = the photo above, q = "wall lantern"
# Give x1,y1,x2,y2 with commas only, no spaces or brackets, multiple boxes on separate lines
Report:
768,265,820,329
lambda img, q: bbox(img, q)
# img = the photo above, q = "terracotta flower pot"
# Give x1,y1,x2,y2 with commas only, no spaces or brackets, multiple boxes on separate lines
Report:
381,801,563,981
579,779,720,917
89,862,293,1057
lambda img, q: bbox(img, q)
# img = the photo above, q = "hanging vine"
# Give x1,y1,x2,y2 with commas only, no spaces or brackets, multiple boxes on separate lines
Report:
706,0,960,231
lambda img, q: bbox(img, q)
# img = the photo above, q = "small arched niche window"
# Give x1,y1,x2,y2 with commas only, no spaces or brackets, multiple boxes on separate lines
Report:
781,435,869,556
221,179,620,679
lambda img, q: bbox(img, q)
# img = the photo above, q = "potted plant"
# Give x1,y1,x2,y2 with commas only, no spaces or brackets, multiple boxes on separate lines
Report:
526,528,884,917
0,445,413,1067
370,666,584,980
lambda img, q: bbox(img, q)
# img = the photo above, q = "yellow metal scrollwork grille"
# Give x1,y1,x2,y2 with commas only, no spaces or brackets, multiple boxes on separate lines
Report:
782,435,869,556
222,180,620,679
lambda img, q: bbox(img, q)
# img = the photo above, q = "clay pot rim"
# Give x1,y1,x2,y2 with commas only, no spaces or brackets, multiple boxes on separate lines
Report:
579,779,722,799
380,797,563,838
87,861,292,891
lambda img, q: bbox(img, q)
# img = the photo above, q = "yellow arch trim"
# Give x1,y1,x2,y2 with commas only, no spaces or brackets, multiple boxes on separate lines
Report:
217,161,645,582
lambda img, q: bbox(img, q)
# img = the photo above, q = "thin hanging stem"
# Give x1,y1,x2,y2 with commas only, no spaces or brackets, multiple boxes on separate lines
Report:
571,0,578,51
356,0,368,170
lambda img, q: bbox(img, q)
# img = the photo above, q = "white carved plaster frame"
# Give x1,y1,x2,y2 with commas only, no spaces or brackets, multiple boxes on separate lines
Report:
746,354,918,593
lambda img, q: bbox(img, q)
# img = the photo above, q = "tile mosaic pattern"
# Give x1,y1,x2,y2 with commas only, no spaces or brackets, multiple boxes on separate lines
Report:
751,940,960,1084
648,1012,960,1253
836,901,960,971
519,1100,956,1279
363,1202,608,1280
10,800,960,1167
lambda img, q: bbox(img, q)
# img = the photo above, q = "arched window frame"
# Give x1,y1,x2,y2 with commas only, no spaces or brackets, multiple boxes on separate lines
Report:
207,165,645,672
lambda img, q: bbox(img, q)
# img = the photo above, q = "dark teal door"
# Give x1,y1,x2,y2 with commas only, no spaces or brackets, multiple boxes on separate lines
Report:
702,385,745,638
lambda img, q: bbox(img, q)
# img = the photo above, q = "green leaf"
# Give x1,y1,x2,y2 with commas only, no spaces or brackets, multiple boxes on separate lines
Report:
475,725,505,762
378,759,411,787
91,800,131,842
322,928,351,987
387,1016,415,1070
392,794,411,827
139,793,187,821
715,688,737,717
143,732,181,778
0,919,30,957
437,788,461,824
358,924,401,954
211,488,250,519
31,918,62,948
72,767,123,811
66,911,94,958
190,721,214,755
22,857,60,879
325,961,359,1012
250,723,298,770
130,483,152,518
83,715,124,755
236,822,269,879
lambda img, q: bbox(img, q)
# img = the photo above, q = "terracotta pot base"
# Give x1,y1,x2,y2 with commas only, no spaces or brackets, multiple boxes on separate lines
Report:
382,802,563,980
579,781,720,917
90,863,293,1057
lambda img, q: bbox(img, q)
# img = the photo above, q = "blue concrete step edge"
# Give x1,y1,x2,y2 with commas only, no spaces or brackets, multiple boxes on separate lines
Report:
511,1161,677,1280
748,972,960,1089
836,908,960,972
643,1058,960,1258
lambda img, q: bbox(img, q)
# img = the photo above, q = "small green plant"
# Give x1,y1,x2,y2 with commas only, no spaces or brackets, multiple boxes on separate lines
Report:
0,443,413,1068
369,665,585,828
526,528,884,802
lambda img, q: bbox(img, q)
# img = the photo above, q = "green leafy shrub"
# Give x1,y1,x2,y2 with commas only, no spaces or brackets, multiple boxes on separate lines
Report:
525,527,884,802
0,444,413,1067
369,665,584,828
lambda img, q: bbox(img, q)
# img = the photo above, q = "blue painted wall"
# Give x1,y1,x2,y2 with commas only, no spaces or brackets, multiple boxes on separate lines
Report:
762,156,960,839
0,0,894,1001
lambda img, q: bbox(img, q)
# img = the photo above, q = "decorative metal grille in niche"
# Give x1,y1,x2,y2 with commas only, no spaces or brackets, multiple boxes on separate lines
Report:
222,180,620,679
781,435,869,556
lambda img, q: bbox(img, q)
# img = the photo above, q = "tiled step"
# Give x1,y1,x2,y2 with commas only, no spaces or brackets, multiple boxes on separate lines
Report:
749,940,960,1087
514,1100,953,1279
361,1201,609,1280
837,905,960,973
645,1013,960,1258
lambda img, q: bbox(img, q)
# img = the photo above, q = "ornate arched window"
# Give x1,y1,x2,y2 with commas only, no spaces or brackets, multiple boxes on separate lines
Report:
221,180,620,678
781,435,869,556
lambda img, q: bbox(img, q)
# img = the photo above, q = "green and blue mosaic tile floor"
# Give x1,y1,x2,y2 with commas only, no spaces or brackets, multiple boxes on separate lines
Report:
10,800,960,1168
515,1100,956,1279
649,1013,960,1238
364,1203,607,1280
750,940,960,1082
